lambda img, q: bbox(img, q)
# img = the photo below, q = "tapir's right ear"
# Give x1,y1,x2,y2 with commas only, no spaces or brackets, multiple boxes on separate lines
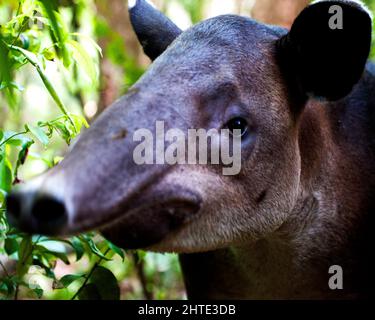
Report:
129,0,182,61
277,0,372,101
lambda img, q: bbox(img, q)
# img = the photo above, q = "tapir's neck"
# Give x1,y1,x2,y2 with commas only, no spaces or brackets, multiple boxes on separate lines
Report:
180,71,375,299
180,218,366,299
179,192,371,299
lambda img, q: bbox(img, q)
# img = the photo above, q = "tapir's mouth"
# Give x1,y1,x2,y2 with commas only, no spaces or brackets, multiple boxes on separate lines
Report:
98,190,203,250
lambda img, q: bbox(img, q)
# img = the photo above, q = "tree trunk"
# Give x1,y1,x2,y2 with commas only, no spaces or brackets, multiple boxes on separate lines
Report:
94,0,149,115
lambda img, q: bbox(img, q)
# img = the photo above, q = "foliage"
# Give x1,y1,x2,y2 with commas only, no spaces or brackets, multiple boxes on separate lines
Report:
0,0,126,300
363,0,375,59
0,0,184,301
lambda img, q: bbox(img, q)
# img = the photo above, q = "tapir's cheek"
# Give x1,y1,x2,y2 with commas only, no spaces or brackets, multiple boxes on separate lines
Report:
100,203,201,250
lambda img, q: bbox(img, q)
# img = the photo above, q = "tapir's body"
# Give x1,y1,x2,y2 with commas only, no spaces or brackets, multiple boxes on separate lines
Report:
6,0,375,299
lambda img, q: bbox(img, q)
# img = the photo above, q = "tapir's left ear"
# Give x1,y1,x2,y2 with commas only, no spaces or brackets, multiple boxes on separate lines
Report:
277,0,372,101
129,0,182,61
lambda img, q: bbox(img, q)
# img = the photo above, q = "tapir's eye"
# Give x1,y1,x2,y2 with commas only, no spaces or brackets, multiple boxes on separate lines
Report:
226,117,248,137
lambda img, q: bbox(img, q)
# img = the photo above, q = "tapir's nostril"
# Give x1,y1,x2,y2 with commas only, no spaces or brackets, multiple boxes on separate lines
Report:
31,196,67,232
6,192,67,235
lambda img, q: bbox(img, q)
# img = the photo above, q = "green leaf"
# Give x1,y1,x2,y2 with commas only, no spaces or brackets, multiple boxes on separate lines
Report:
67,39,98,84
106,240,125,262
32,286,44,299
57,274,84,289
42,47,56,61
52,121,72,145
34,245,70,265
90,267,120,300
17,138,34,165
0,277,16,296
5,237,19,255
13,136,34,181
0,82,24,92
0,149,13,193
0,189,6,208
70,32,103,57
26,124,49,146
0,131,3,142
3,132,32,148
71,114,89,133
78,283,101,300
0,37,11,84
0,35,15,107
71,237,85,261
39,0,71,68
51,251,70,265
82,237,111,261
78,267,120,300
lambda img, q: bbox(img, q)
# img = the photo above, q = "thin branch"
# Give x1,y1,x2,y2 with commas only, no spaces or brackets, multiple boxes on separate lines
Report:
14,235,42,300
132,253,153,300
0,260,10,278
7,45,77,132
0,131,28,148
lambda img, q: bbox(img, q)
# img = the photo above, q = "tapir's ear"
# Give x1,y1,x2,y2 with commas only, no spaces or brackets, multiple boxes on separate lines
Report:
128,0,182,61
277,0,372,101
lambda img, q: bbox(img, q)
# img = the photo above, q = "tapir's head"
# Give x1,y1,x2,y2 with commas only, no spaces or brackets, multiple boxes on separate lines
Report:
6,0,372,252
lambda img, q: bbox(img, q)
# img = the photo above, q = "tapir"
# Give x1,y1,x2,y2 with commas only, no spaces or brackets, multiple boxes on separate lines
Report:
6,0,375,299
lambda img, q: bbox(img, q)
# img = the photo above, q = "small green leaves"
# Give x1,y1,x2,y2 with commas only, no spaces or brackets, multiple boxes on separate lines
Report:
67,39,98,85
0,148,13,193
0,189,6,208
34,244,70,265
71,237,85,262
7,45,76,132
39,0,71,68
0,277,17,297
42,47,55,61
0,0,124,302
53,274,84,290
32,285,44,299
107,240,125,262
0,34,14,107
80,236,111,261
4,237,19,256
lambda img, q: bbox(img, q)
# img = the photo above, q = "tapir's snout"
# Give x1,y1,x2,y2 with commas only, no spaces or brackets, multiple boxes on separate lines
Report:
6,185,202,249
6,191,68,236
101,188,203,249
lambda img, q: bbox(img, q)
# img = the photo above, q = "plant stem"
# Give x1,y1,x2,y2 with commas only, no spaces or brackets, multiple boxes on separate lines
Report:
0,131,28,148
133,253,153,300
71,248,110,300
7,45,77,132
14,235,42,300
14,284,19,300
0,260,10,278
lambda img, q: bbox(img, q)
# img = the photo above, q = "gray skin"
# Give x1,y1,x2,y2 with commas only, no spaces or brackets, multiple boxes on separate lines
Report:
6,0,375,299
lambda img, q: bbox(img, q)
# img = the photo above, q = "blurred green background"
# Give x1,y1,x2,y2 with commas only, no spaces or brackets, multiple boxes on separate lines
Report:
1,0,374,300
